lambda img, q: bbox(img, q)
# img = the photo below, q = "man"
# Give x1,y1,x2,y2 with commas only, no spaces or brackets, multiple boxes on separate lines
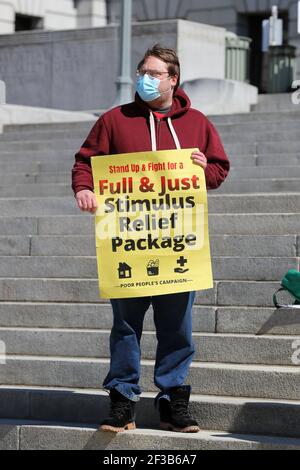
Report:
71,44,230,433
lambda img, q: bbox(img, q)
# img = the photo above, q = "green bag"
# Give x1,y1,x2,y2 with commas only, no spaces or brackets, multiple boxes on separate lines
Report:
273,269,300,308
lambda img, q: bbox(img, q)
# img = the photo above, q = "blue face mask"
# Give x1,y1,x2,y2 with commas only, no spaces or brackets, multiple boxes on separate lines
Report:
136,74,161,102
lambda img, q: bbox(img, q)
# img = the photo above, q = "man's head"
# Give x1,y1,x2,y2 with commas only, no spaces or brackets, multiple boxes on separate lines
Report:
137,44,180,91
136,44,180,107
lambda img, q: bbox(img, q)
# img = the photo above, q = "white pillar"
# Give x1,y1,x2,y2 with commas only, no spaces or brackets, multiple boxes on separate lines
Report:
0,2,15,34
76,0,107,28
0,81,6,105
0,80,6,134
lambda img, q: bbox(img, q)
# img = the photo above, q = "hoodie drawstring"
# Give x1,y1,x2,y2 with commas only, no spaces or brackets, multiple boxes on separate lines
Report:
167,117,181,150
149,112,181,151
149,112,157,151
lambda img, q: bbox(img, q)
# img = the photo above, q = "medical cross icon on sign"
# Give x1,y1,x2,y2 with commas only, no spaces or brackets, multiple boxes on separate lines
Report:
174,256,189,274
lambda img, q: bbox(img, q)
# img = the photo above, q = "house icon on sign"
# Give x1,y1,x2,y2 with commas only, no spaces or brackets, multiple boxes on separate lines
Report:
118,262,132,279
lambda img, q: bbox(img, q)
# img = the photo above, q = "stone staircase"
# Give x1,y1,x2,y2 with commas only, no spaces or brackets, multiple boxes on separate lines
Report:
0,97,300,450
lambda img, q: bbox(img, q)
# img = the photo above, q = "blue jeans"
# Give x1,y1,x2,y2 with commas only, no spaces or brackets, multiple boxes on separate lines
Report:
102,290,196,405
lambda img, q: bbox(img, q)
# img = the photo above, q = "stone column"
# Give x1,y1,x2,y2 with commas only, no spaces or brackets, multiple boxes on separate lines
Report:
114,0,133,105
76,0,107,28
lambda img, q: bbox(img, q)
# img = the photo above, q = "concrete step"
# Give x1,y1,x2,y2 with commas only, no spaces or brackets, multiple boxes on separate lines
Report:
0,278,216,304
0,278,284,306
0,234,294,257
0,194,299,218
2,115,296,138
0,150,74,161
0,255,297,281
9,109,298,131
3,109,297,130
0,183,73,197
0,302,299,336
1,162,40,174
229,166,300,179
208,194,300,213
2,419,300,450
228,154,300,168
252,93,298,112
1,163,300,187
0,174,36,184
0,328,298,366
0,129,91,142
0,388,300,439
223,141,300,155
211,257,299,281
1,152,299,171
216,306,300,335
3,120,96,133
0,357,299,399
1,126,299,145
2,172,72,185
256,153,300,167
0,199,81,218
3,388,298,439
38,166,300,182
217,119,300,134
5,154,257,170
216,281,282,307
3,138,297,155
1,162,72,174
3,166,300,185
221,129,300,144
0,157,74,172
0,139,82,152
0,302,215,332
209,110,300,124
1,172,79,185
216,178,300,193
2,178,300,197
209,213,300,235
1,213,299,237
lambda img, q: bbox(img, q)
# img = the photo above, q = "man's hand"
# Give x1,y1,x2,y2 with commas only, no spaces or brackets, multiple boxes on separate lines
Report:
75,189,98,214
191,150,207,170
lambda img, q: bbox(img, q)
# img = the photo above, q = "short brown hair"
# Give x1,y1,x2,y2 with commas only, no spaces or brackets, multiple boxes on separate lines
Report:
138,44,180,92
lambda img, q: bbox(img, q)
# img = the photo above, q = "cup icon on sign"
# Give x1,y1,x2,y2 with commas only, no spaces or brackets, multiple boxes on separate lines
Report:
147,259,159,276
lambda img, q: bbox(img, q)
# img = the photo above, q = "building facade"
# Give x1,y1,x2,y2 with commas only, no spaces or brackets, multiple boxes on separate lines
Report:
0,0,298,97
0,1,298,89
109,0,300,91
0,0,107,33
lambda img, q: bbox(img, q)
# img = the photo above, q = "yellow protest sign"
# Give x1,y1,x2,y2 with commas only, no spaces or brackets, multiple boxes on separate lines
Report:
91,149,213,299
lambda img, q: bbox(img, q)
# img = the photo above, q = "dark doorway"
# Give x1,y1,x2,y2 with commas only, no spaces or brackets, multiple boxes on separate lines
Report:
237,11,289,92
15,13,43,32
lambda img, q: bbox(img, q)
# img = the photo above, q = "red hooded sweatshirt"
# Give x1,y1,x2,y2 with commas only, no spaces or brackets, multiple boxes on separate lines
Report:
71,88,230,194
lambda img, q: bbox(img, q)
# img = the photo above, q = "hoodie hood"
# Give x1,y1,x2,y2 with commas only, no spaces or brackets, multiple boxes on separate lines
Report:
134,87,191,119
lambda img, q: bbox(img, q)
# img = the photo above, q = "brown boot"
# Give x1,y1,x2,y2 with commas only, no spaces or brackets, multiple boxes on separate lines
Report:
100,389,136,432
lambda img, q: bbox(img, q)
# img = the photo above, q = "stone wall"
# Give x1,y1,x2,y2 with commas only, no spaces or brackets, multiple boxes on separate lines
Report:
0,20,226,111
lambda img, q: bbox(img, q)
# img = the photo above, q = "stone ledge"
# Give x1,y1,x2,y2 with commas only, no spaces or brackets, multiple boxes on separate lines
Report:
1,420,300,450
0,388,300,438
